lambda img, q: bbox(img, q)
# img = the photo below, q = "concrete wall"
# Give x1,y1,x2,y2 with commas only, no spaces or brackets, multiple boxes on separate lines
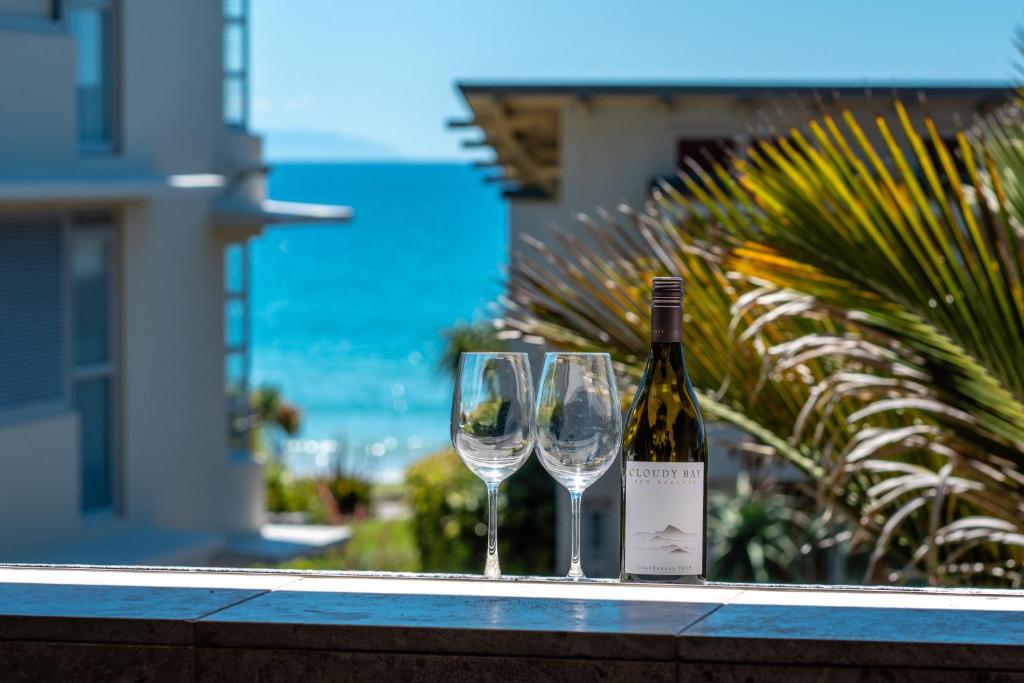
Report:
120,191,233,532
0,29,76,172
120,189,264,535
0,0,226,176
0,413,79,555
0,0,51,16
118,0,223,174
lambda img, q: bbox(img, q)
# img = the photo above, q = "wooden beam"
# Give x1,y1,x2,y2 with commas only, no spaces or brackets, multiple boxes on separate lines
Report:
482,113,557,196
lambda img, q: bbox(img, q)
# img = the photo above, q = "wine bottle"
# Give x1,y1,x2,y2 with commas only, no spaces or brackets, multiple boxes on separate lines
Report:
621,276,708,583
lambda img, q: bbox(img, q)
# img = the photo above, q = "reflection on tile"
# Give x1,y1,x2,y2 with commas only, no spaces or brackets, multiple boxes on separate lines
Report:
0,582,265,621
728,586,1024,612
199,590,722,660
686,604,1024,645
284,575,742,604
680,604,1024,669
0,582,268,645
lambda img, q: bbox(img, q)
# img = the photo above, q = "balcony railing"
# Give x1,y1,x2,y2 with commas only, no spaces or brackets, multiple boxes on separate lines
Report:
223,0,248,129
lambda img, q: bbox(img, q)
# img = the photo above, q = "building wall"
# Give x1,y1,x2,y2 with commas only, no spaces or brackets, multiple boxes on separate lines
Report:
0,28,76,171
120,191,261,535
0,0,224,176
0,413,79,555
509,93,993,578
118,0,223,174
0,1,264,561
0,0,52,17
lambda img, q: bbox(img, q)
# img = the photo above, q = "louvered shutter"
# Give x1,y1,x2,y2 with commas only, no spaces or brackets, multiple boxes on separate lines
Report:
0,217,65,412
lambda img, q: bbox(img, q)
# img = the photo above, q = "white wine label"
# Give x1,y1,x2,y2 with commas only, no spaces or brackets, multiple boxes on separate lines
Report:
624,462,704,575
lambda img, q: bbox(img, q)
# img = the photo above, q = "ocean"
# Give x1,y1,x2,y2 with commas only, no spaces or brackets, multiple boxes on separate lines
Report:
249,163,507,482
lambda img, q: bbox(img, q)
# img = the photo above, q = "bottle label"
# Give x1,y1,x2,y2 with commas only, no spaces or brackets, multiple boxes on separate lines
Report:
624,462,704,575
650,306,681,343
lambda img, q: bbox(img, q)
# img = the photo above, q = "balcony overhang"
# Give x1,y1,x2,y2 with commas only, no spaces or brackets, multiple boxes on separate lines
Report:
450,80,1014,201
0,173,228,207
210,197,353,241
0,175,353,241
211,198,352,228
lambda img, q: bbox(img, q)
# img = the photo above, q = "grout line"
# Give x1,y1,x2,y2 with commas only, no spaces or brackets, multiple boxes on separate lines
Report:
187,585,307,682
191,589,272,623
191,577,305,624
675,588,748,637
675,588,750,639
675,602,726,637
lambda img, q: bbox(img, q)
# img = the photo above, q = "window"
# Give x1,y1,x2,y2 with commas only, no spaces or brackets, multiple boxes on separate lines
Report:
66,0,116,150
70,218,116,513
224,242,251,457
0,213,117,514
676,137,736,173
651,137,738,196
223,0,249,128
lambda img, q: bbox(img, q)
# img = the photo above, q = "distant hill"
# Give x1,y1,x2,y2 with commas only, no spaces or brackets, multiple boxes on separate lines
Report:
259,129,403,162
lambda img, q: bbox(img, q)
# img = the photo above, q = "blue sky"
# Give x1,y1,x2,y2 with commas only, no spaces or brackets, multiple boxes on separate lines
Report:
251,1,1021,161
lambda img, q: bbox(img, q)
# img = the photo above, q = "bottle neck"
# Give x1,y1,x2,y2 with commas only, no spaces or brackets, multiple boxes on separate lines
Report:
650,304,682,344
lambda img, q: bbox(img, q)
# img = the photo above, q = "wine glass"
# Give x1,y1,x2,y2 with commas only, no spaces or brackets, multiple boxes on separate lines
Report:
451,352,535,579
535,352,621,580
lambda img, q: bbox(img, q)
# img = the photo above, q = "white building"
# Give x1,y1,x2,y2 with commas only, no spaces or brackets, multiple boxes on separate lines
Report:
0,0,349,565
453,81,1011,577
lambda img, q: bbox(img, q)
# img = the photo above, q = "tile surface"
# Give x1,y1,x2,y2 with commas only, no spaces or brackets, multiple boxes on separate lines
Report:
1,567,1023,676
285,574,741,604
198,590,722,660
679,604,1024,669
0,582,268,644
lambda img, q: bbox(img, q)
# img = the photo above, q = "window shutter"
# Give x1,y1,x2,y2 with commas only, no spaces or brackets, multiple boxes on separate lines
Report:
0,217,64,412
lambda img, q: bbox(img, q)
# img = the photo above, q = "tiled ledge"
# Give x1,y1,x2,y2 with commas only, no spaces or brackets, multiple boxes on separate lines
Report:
0,565,1022,682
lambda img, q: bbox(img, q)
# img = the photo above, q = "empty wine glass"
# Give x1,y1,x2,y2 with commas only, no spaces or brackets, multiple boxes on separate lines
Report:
451,352,535,579
535,352,621,580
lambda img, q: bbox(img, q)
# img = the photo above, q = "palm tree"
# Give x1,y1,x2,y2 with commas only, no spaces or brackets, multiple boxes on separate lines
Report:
438,322,506,376
501,98,1024,587
249,386,301,458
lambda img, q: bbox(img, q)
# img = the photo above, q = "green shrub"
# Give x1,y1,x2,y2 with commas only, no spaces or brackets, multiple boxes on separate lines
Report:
327,475,372,516
277,519,421,572
406,448,555,575
264,461,329,523
265,461,374,522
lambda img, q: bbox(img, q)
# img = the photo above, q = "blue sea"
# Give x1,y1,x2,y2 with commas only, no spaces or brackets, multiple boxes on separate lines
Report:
249,163,507,482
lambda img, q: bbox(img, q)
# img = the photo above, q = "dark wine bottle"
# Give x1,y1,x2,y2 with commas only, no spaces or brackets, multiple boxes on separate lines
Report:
620,276,708,583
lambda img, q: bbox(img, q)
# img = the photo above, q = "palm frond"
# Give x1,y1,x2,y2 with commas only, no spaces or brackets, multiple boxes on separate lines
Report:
502,98,1024,587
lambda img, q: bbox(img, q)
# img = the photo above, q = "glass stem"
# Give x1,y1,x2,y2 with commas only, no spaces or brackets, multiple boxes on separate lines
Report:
568,490,584,580
484,483,500,579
